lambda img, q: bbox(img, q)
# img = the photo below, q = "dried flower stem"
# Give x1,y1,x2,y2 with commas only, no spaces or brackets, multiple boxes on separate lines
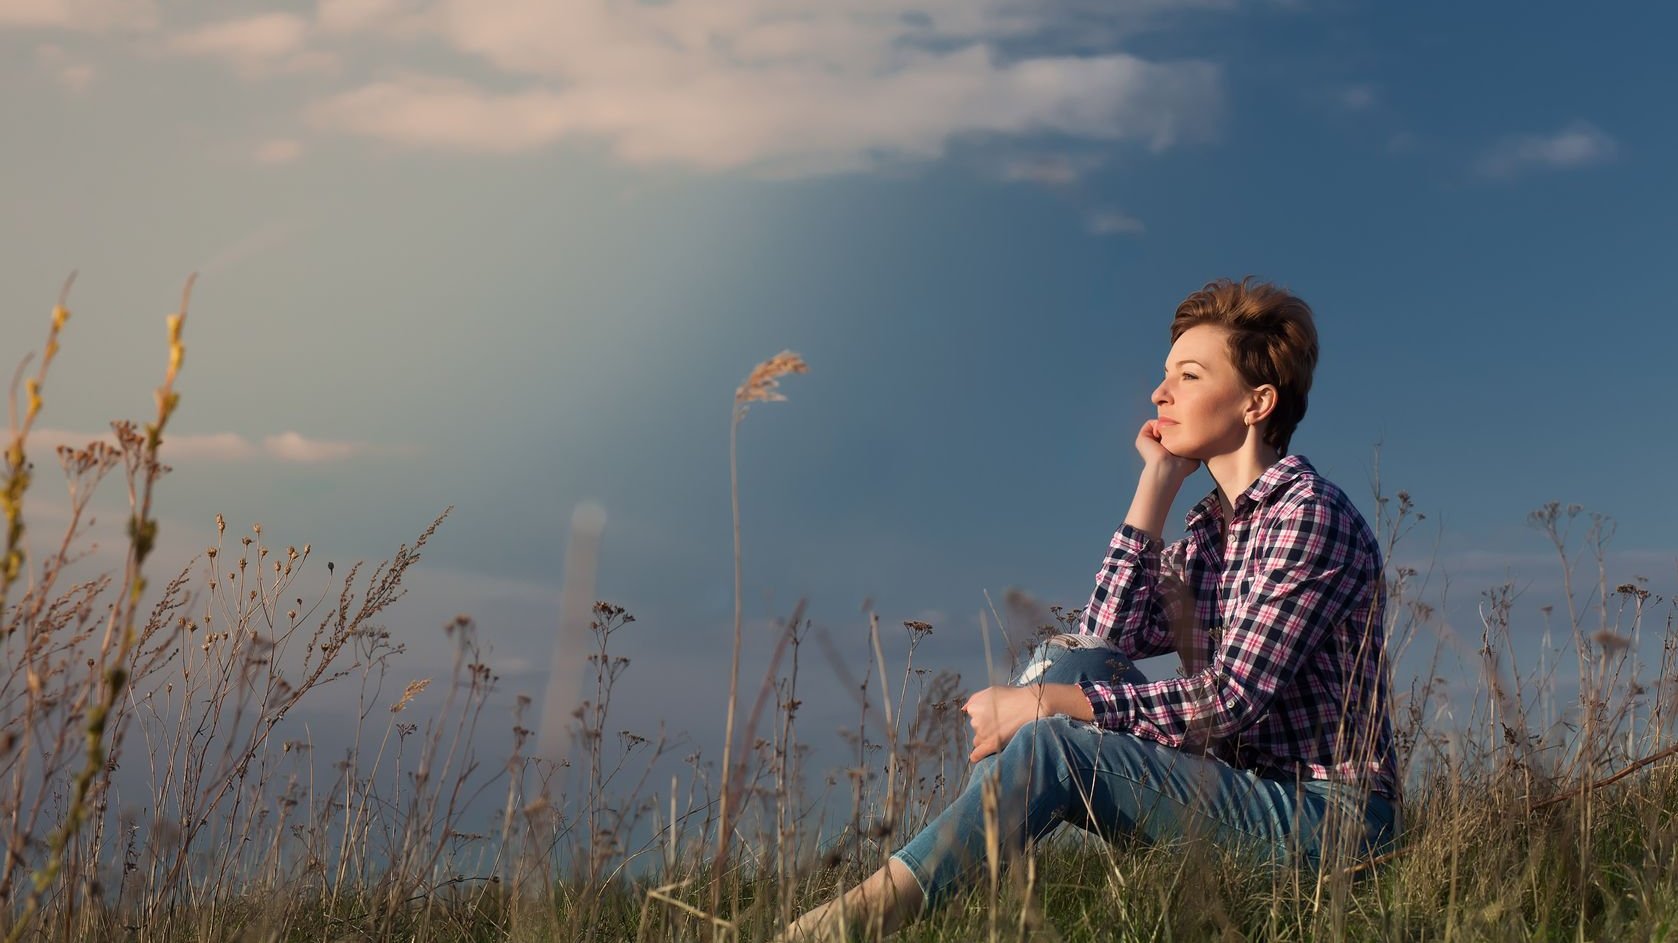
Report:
5,274,193,943
714,351,806,925
1,272,76,622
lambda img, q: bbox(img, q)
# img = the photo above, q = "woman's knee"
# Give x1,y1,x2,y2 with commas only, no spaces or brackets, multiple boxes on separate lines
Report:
1013,714,1069,742
1014,633,1142,687
998,716,1088,779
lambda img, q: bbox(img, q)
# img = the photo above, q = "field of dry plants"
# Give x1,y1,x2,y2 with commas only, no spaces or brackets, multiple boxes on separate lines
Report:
5,280,1678,942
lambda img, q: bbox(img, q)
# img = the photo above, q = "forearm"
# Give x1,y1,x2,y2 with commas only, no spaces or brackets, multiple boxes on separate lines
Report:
1082,467,1192,653
1038,683,1095,722
1123,464,1190,541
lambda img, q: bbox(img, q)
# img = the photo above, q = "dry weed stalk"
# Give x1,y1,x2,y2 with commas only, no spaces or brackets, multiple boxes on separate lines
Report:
1,274,75,616
8,286,1678,940
4,276,193,943
715,350,806,924
1,281,472,941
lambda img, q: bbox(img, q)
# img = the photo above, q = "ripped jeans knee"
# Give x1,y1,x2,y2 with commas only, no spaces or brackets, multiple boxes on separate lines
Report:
1013,633,1147,688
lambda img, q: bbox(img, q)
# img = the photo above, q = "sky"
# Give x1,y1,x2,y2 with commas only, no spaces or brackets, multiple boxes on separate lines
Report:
4,0,1678,848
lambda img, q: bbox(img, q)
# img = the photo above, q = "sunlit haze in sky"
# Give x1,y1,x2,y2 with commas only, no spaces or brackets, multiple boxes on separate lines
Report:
4,0,1676,829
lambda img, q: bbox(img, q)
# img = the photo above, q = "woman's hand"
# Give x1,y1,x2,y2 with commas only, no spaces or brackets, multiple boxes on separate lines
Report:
966,681,1080,765
964,685,1054,763
1134,419,1201,482
965,685,1099,762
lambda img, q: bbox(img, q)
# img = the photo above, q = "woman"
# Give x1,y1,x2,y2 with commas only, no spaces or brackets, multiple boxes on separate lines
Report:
779,277,1401,940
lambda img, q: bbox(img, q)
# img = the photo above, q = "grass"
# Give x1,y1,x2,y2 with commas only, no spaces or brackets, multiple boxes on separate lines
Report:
4,281,1678,941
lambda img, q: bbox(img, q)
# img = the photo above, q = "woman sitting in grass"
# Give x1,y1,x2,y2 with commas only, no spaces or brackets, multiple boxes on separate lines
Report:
780,277,1401,940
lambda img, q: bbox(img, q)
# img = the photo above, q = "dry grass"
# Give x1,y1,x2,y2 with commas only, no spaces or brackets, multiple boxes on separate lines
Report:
4,287,1678,942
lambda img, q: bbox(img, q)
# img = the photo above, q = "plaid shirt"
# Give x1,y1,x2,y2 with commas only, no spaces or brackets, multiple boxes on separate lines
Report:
1078,455,1399,799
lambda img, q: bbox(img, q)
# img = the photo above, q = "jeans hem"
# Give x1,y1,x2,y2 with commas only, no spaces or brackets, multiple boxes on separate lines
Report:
888,850,933,911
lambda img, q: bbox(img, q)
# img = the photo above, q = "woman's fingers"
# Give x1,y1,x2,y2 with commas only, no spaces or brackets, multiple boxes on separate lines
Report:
1134,420,1169,463
965,689,998,762
1136,419,1202,480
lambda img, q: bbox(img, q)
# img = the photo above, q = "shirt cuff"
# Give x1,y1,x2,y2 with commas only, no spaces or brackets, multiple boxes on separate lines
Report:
1110,523,1163,558
1077,678,1129,730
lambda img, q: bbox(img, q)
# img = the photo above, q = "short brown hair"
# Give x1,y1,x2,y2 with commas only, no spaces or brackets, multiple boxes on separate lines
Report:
1169,277,1318,454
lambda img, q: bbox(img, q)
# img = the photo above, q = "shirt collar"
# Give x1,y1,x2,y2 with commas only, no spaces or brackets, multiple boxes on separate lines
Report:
1184,454,1314,532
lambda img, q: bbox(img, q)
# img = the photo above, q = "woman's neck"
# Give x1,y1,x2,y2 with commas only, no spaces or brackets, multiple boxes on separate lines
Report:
1207,443,1283,521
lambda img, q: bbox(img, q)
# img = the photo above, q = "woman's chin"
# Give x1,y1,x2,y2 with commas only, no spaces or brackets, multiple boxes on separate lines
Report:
1162,441,1204,463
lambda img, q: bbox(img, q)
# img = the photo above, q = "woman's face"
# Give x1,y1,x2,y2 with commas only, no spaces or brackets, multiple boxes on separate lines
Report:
1150,324,1262,461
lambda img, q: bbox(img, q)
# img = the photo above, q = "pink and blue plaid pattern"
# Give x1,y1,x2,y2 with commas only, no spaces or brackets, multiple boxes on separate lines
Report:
1077,455,1400,799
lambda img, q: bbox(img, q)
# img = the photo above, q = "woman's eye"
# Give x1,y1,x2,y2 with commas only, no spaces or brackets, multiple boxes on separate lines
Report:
1182,373,1197,380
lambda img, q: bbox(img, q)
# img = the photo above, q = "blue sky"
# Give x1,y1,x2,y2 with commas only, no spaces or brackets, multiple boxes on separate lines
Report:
4,0,1676,819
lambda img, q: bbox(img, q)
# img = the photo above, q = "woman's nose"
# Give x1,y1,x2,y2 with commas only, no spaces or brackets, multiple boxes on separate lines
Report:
1151,380,1170,404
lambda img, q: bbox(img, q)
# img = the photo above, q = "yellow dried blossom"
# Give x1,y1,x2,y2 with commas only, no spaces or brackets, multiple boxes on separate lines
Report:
734,350,809,409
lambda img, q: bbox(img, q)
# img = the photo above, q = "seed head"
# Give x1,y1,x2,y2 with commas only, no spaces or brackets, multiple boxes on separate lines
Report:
1592,629,1632,655
734,350,809,410
391,678,431,712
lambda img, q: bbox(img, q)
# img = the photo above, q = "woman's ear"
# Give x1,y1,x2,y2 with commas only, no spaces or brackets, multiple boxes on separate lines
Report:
1245,385,1278,427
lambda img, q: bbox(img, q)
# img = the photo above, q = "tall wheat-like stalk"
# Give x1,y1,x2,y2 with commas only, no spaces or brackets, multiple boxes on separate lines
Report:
714,351,806,925
5,275,194,943
0,274,76,622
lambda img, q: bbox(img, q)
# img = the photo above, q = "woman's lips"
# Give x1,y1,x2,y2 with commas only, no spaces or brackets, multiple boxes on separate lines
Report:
1157,418,1178,426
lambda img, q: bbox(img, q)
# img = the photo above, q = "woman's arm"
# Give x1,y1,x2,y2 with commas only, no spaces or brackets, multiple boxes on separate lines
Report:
1123,459,1191,541
963,682,1093,762
1079,490,1373,743
969,425,1199,762
1081,429,1199,656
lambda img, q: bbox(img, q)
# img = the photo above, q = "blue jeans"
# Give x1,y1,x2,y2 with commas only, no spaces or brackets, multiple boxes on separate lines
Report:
891,634,1401,910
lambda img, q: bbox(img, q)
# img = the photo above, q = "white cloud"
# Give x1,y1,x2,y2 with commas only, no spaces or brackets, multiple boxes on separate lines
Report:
1086,208,1144,235
910,608,948,628
254,137,304,164
54,60,94,88
1477,120,1618,178
261,431,364,463
303,0,1223,176
172,12,305,58
29,428,384,464
996,152,1104,186
198,217,310,274
316,0,423,35
35,42,95,89
306,74,571,155
169,13,336,76
0,0,155,31
164,432,264,461
1337,83,1375,111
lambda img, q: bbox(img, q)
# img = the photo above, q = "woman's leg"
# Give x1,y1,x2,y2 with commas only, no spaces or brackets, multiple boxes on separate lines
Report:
894,715,1397,914
780,634,1398,937
885,633,1146,908
779,634,1147,939
890,635,1396,912
1010,632,1150,689
776,857,922,942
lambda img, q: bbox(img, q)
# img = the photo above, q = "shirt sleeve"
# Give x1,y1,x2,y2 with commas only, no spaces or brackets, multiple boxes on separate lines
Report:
1077,493,1370,744
1078,522,1193,659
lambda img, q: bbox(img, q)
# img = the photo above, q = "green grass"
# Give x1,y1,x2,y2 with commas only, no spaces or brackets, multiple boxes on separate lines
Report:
6,282,1678,942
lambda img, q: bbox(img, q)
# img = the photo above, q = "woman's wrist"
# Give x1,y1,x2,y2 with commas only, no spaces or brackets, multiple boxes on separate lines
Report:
1141,459,1195,490
1124,467,1184,540
1037,683,1095,722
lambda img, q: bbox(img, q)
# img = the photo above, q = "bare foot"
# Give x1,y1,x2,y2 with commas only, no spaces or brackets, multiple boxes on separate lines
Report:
775,858,924,941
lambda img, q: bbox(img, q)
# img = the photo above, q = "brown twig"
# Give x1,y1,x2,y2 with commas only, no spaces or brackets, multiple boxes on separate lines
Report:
1531,741,1678,811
